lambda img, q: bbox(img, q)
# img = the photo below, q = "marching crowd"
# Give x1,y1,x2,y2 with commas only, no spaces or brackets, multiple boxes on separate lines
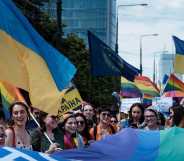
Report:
0,100,184,154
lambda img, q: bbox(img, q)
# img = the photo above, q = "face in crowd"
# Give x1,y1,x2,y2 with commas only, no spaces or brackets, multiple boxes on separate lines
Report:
167,108,174,127
64,116,77,135
44,114,58,130
144,110,158,128
131,106,142,122
32,108,40,120
76,115,86,133
83,104,94,120
110,116,118,126
11,103,29,127
99,110,111,125
0,124,5,147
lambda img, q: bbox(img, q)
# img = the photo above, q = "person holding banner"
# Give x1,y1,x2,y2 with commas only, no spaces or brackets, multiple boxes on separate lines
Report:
121,103,144,129
81,102,96,129
59,112,85,149
31,112,64,153
5,102,32,150
89,108,115,141
143,108,163,130
168,105,184,128
75,113,90,146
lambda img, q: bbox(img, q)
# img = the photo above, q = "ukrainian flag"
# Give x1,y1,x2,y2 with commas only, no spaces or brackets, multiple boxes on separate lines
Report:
0,0,76,115
173,36,184,74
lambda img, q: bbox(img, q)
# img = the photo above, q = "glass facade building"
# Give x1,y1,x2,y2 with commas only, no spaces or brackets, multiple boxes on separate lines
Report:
43,0,117,49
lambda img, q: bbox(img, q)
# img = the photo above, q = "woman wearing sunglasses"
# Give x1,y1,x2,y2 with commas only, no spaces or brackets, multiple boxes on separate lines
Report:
31,112,64,153
75,113,90,146
89,108,115,141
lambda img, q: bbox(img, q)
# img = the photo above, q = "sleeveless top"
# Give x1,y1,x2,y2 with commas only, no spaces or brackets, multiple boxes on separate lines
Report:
10,127,32,150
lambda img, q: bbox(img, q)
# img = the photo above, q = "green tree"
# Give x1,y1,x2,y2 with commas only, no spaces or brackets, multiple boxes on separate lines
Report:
12,0,120,109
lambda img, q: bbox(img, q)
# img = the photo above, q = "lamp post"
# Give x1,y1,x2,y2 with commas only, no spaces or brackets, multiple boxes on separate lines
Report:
115,3,148,54
140,33,158,75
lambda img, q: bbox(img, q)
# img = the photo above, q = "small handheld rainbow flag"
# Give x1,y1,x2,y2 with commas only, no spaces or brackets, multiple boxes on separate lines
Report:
0,81,25,119
162,73,184,93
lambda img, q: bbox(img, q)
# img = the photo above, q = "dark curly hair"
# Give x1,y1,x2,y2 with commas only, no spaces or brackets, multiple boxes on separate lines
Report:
8,101,30,126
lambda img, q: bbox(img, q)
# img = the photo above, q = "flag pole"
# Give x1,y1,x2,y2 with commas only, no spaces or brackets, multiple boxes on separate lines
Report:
29,112,53,144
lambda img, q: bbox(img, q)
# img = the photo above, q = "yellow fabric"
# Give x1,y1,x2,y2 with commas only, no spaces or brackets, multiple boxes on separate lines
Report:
174,55,184,74
0,30,60,115
58,87,82,119
121,77,130,83
0,31,28,89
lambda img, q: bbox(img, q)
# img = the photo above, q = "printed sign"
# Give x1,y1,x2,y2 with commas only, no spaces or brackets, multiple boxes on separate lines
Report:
152,97,173,112
58,87,83,119
121,98,141,113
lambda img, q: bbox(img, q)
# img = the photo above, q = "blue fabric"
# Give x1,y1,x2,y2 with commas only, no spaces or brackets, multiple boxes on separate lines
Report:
173,36,184,55
88,31,140,81
0,0,76,90
52,128,160,161
162,74,169,85
0,147,69,161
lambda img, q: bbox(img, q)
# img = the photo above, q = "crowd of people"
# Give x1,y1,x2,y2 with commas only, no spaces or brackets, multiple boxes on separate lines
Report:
0,100,184,155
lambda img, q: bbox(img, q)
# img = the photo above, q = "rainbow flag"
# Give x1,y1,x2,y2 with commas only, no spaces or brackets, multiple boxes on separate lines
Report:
142,94,153,106
0,81,25,119
120,77,142,98
52,127,184,161
0,0,76,115
134,76,160,97
163,73,184,93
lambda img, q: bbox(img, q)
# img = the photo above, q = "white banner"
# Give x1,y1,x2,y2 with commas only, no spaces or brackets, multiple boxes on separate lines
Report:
120,98,141,113
152,97,173,112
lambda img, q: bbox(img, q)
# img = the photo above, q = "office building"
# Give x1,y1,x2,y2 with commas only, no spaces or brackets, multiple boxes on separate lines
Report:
42,0,117,49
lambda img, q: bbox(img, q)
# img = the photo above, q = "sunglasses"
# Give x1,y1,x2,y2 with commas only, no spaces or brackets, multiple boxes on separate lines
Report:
77,121,85,125
51,116,59,120
101,112,110,117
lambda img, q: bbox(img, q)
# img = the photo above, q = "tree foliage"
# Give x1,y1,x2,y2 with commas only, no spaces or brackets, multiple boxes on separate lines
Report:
12,0,120,109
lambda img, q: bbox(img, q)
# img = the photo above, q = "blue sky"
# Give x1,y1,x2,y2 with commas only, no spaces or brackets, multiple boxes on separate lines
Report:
118,0,184,80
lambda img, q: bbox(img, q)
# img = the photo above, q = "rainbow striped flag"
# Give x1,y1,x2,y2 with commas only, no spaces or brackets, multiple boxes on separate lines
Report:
120,77,142,98
0,81,25,119
134,76,160,97
52,127,184,161
163,73,184,93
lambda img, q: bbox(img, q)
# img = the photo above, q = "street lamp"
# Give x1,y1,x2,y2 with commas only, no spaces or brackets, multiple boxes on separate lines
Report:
115,3,148,54
140,33,158,75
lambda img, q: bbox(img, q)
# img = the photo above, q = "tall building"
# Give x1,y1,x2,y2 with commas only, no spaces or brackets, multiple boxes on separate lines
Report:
43,0,117,49
156,51,174,84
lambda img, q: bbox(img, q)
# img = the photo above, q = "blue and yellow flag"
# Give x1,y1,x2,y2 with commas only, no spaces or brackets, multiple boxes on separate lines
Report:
173,36,184,74
0,0,76,115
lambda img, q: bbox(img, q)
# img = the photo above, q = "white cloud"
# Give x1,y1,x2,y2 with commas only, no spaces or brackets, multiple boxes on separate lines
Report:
159,0,184,9
118,0,184,78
